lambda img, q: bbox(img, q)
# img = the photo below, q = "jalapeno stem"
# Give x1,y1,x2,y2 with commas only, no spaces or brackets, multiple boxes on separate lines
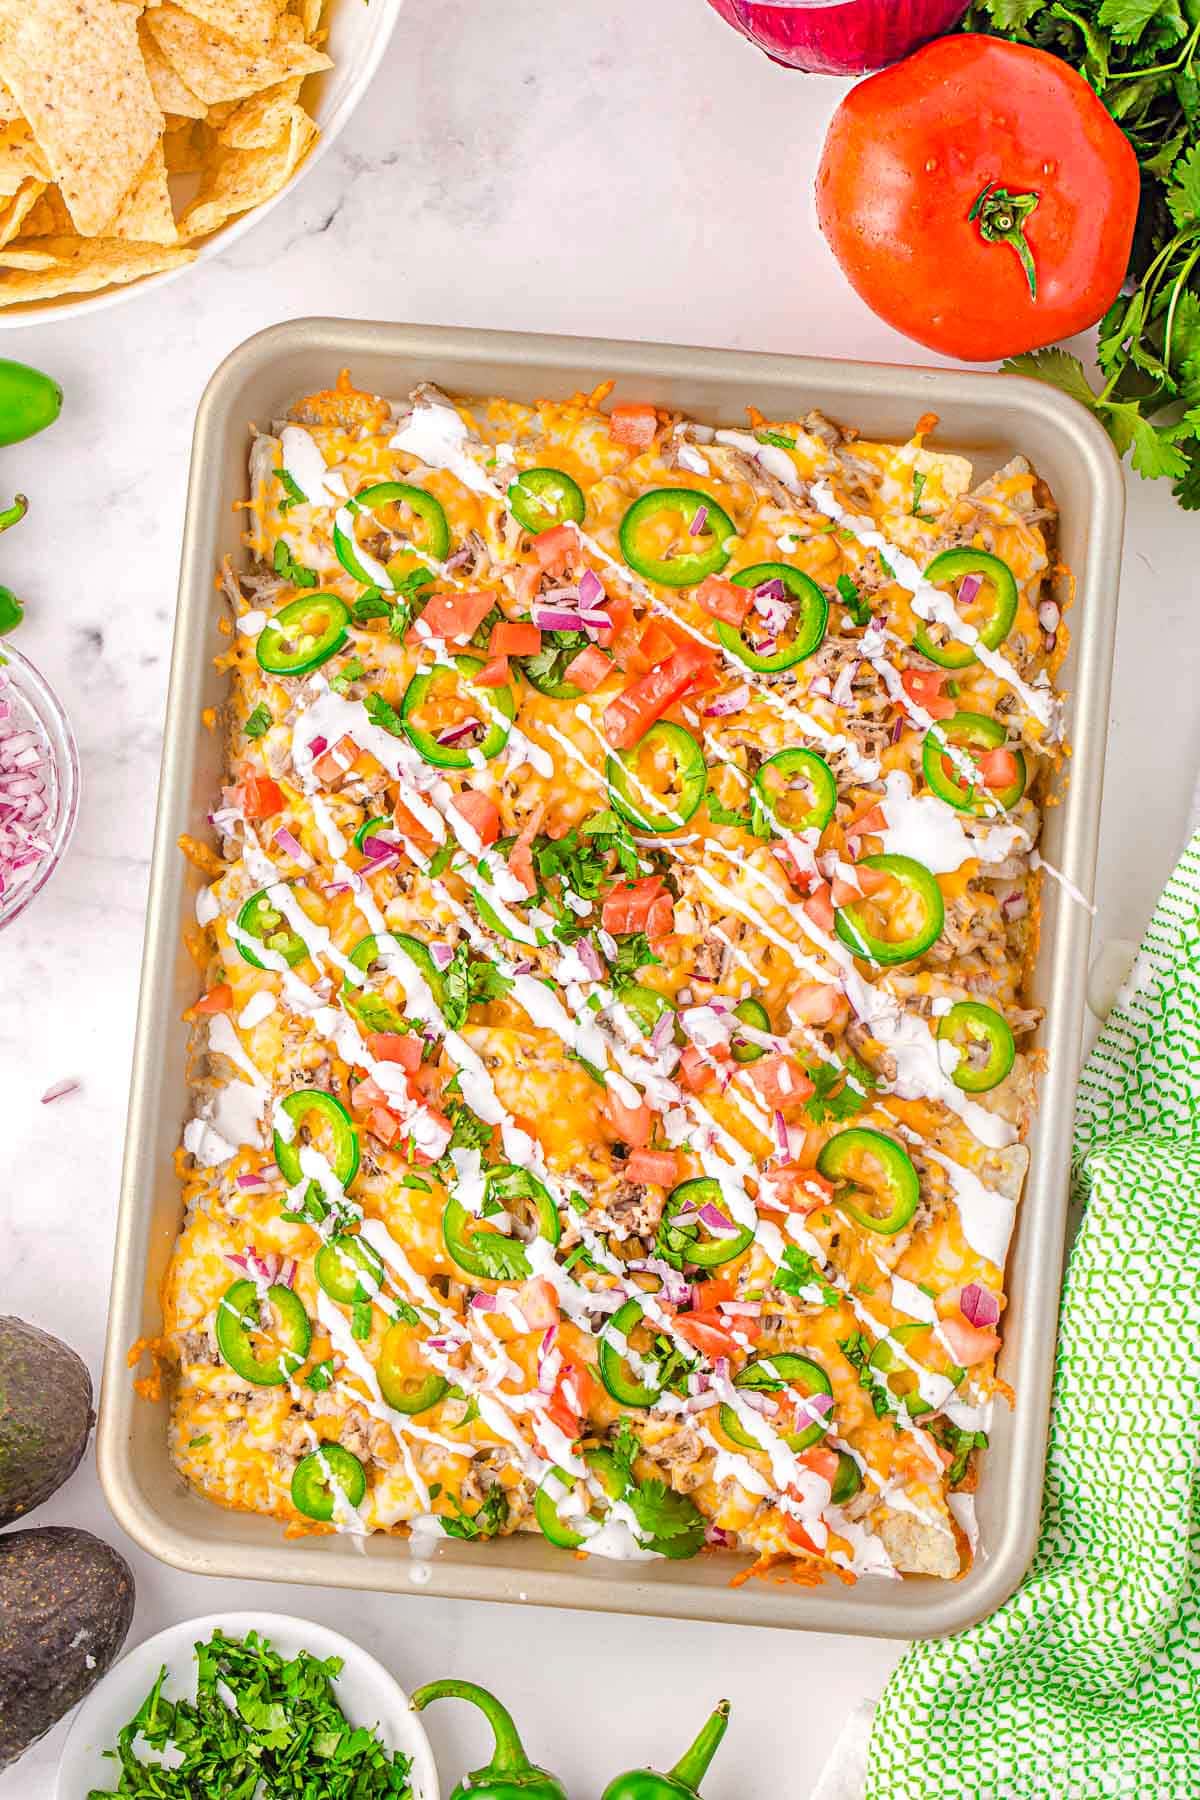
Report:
670,1700,731,1792
410,1680,540,1776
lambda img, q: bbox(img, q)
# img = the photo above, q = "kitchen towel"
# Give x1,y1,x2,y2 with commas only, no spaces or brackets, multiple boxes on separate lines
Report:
861,830,1200,1800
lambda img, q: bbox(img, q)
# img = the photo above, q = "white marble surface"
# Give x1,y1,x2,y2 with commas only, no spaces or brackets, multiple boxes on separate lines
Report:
1,0,1196,1794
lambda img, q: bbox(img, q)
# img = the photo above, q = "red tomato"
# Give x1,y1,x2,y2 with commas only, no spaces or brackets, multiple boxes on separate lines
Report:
901,666,956,720
788,983,844,1027
674,1310,759,1359
601,876,672,938
490,620,541,657
798,1446,841,1485
978,746,1020,791
563,645,613,692
235,773,285,818
474,654,510,688
508,803,544,897
530,525,578,574
678,1045,716,1093
392,796,437,854
517,1276,559,1331
451,788,501,846
940,1315,1002,1367
625,1148,681,1187
366,1105,402,1147
365,1031,421,1070
804,883,835,932
609,403,658,449
764,1165,836,1215
639,620,677,667
406,588,497,645
783,1508,823,1555
695,574,752,627
312,734,359,786
193,983,233,1014
747,1055,815,1109
816,35,1139,361
603,1091,654,1148
602,642,712,750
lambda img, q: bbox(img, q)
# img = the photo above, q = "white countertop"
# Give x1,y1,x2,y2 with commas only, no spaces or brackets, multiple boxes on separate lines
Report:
1,1,1195,1794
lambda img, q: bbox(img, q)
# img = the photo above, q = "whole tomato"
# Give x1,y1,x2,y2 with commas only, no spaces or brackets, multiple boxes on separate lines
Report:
815,34,1140,362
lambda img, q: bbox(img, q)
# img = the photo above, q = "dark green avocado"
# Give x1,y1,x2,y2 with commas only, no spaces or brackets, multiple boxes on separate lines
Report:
0,1316,94,1527
0,1526,135,1767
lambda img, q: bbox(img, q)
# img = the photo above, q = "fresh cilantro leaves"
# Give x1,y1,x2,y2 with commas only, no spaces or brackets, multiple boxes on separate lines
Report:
352,588,393,624
274,467,307,513
305,1358,335,1392
609,931,661,987
441,944,513,1030
756,428,797,449
435,1483,510,1541
272,538,317,587
910,470,936,522
608,1417,706,1558
522,627,591,692
835,573,871,627
329,657,365,696
930,1419,989,1486
838,1331,894,1419
243,702,272,740
706,790,752,830
804,1052,876,1125
533,809,638,902
363,691,405,736
774,1245,840,1308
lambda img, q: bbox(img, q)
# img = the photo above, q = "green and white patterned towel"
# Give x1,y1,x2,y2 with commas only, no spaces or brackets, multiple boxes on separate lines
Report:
865,833,1200,1800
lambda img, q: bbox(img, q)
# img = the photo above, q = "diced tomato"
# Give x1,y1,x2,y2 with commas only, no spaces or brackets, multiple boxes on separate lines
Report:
763,1166,837,1214
603,1091,654,1148
367,1105,403,1147
512,563,542,607
804,882,835,931
475,654,510,687
848,799,888,835
517,1276,559,1332
313,733,360,786
696,574,752,627
939,1316,1002,1367
392,796,437,854
602,641,713,749
451,788,501,847
678,1044,716,1093
597,589,639,666
977,746,1019,791
625,1148,681,1186
365,1031,421,1070
788,982,845,1026
783,1506,823,1555
609,403,658,449
639,620,677,667
352,1076,389,1110
747,1054,815,1109
508,803,544,897
601,875,671,937
530,525,578,574
563,645,613,692
831,874,860,909
490,620,542,658
901,666,956,720
234,773,285,818
405,587,498,646
193,983,233,1014
646,891,675,942
545,1362,597,1441
798,1446,841,1484
674,1310,758,1358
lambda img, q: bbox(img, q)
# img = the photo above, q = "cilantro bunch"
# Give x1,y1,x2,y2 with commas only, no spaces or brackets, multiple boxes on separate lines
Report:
964,0,1200,504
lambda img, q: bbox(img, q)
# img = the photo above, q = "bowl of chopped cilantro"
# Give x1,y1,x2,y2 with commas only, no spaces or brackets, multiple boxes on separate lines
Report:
56,1613,439,1800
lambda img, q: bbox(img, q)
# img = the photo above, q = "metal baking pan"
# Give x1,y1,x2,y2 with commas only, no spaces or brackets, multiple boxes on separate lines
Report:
98,319,1123,1635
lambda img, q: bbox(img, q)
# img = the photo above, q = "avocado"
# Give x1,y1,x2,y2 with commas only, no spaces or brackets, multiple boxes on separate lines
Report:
0,1316,94,1527
0,1526,135,1767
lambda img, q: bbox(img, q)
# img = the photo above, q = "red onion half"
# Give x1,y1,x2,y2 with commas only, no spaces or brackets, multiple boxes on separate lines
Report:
704,0,969,77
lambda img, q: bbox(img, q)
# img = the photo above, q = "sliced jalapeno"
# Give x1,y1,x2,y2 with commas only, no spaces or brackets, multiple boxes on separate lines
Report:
235,886,310,970
401,654,515,768
817,1128,920,1236
751,747,838,836
937,1000,1015,1092
534,1448,628,1550
508,467,586,534
442,1164,561,1281
315,1233,385,1305
334,481,450,588
216,1278,311,1387
257,594,350,676
921,712,1027,814
834,853,944,966
619,983,676,1038
273,1088,360,1189
344,931,446,1023
913,549,1019,669
657,1177,754,1268
606,721,706,833
598,1297,689,1408
619,488,735,588
729,997,771,1064
291,1444,367,1522
718,1352,833,1453
353,814,393,853
869,1322,964,1419
377,1318,449,1415
717,564,828,672
830,1449,862,1506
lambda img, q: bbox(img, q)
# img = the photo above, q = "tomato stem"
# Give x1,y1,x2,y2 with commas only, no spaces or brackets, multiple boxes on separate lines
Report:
968,182,1041,302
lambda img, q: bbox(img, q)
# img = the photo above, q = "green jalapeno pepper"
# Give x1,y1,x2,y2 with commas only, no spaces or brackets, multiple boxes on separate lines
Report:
729,996,770,1063
534,1447,628,1549
273,1088,360,1189
658,1177,754,1268
717,1351,833,1453
0,493,27,635
751,746,838,835
619,983,676,1038
215,1278,311,1387
598,1297,684,1408
830,1448,862,1505
353,814,393,852
937,1000,1015,1092
834,853,944,966
234,886,310,970
410,1680,568,1800
256,593,350,675
314,1233,385,1305
601,1700,731,1800
717,563,828,672
401,654,515,768
921,711,1027,814
606,721,707,832
442,1164,561,1280
291,1444,367,1522
333,481,451,587
377,1317,449,1415
913,548,1019,669
619,489,734,588
508,466,586,534
344,930,447,1019
0,361,61,446
817,1128,920,1236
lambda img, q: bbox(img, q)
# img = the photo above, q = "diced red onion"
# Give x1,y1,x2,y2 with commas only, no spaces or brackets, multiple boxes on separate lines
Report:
670,1204,700,1227
429,941,454,970
754,577,786,602
739,1389,779,1417
309,735,328,756
278,1258,297,1289
698,1200,736,1234
539,586,580,604
40,1077,79,1103
703,683,751,718
470,1292,497,1312
689,504,709,537
576,936,604,980
959,1281,1000,1329
891,716,904,744
713,1356,731,1383
650,1011,675,1052
436,720,479,746
957,573,982,607
773,1109,790,1158
1001,891,1028,920
235,1168,268,1189
273,825,310,865
361,832,400,859
444,546,473,571
578,569,604,608
531,606,585,632
511,957,536,975
704,1523,735,1547
361,850,400,875
830,661,859,710
683,1389,720,1414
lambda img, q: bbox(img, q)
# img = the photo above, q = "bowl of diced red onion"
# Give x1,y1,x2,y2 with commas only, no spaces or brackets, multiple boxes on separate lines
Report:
0,644,79,928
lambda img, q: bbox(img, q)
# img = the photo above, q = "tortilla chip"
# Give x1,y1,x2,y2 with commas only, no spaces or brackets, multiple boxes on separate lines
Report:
879,1512,960,1579
290,0,322,38
143,3,330,105
0,179,45,247
0,80,17,123
177,102,314,240
0,0,163,237
173,0,283,50
0,123,49,195
0,234,194,304
138,17,207,118
110,141,177,244
0,245,57,269
162,118,208,173
217,76,300,149
20,186,74,237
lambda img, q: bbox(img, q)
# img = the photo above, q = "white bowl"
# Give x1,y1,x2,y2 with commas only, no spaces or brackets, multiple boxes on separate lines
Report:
0,0,402,328
55,1610,440,1800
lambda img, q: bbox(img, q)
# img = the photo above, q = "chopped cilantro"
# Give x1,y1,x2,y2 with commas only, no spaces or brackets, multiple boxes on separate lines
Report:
835,573,871,627
243,703,272,740
756,428,797,449
521,627,591,692
930,1418,989,1486
706,790,752,830
910,469,936,521
274,467,307,512
304,1359,335,1392
187,1433,211,1448
438,1484,509,1541
442,943,514,1030
352,589,392,624
363,691,405,736
804,1052,876,1125
774,1245,840,1308
272,538,317,587
425,843,455,878
351,1302,373,1341
609,931,660,987
838,1331,894,1418
329,656,365,696
608,1419,704,1557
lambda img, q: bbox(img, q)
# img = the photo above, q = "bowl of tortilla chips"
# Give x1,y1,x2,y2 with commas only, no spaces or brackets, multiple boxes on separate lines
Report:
0,0,399,320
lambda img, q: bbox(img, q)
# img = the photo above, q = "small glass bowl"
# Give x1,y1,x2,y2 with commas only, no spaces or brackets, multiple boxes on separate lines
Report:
0,643,80,931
